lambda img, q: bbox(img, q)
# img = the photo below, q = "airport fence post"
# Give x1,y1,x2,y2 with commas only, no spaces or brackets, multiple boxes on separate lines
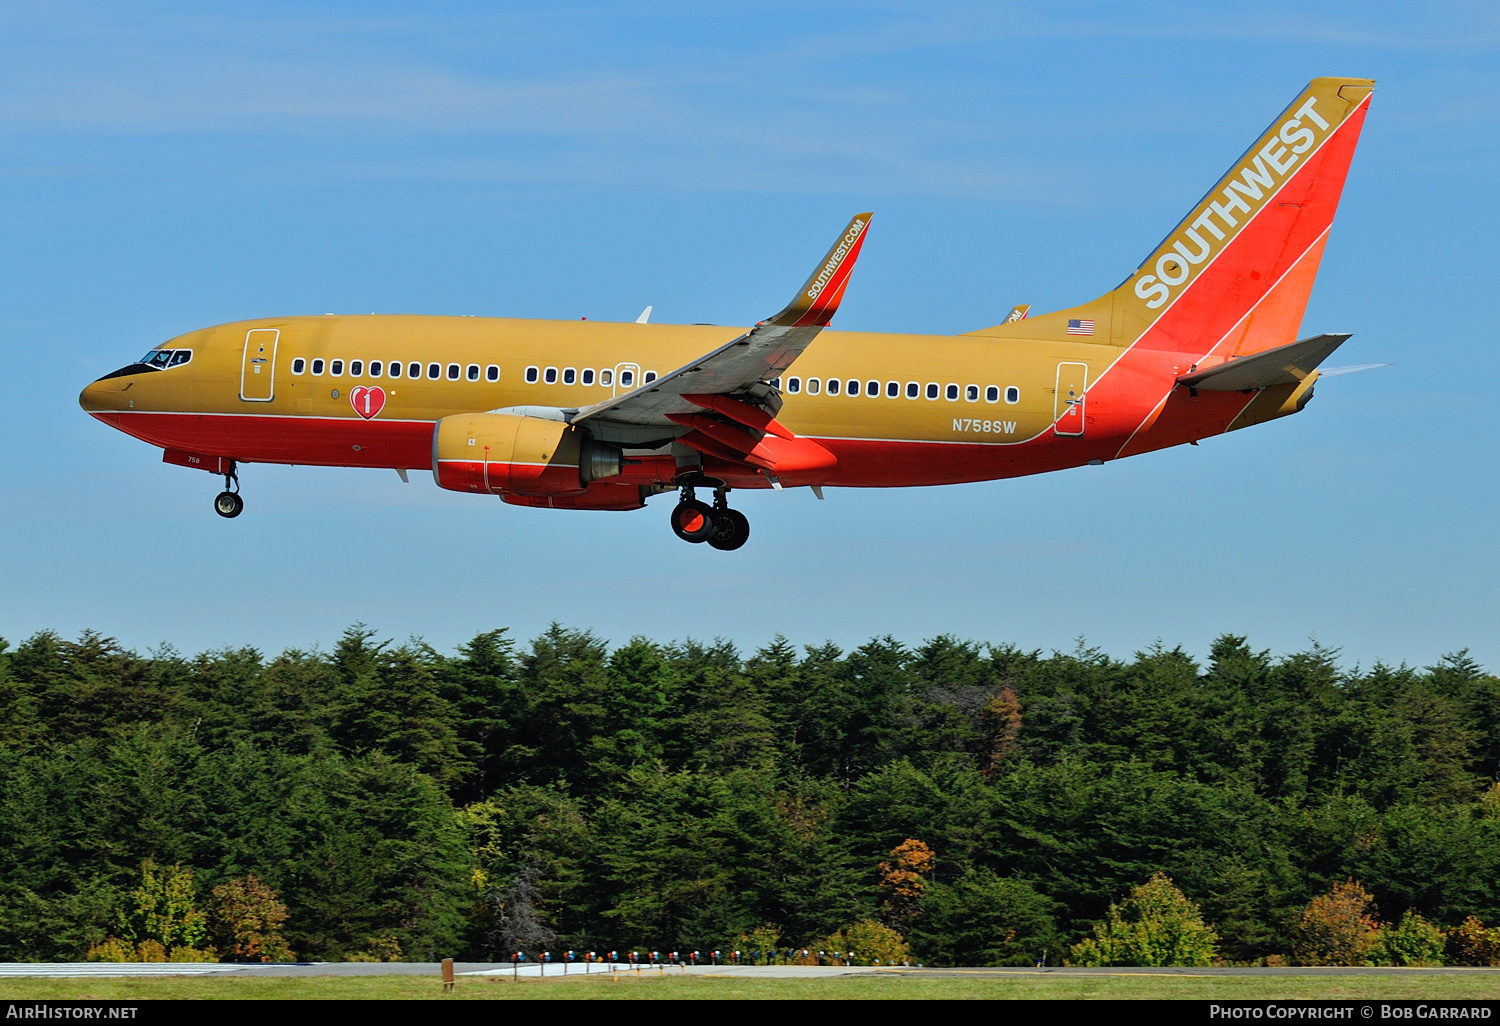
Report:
442,957,454,993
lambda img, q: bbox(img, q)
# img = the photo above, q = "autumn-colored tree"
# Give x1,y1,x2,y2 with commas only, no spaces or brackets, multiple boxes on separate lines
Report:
1068,873,1217,967
983,686,1023,776
1294,880,1382,966
1449,916,1500,967
733,924,783,965
210,875,294,963
1380,910,1446,966
346,935,404,962
814,920,911,966
86,861,216,962
879,839,935,925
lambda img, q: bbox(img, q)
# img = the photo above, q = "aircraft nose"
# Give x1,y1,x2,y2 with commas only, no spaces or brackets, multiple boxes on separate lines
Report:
79,377,124,413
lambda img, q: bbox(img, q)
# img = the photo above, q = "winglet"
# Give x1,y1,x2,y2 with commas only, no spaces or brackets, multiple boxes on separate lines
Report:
766,213,873,328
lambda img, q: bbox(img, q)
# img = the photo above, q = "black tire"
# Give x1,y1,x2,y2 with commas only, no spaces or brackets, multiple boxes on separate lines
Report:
670,499,716,543
707,508,750,551
214,491,244,519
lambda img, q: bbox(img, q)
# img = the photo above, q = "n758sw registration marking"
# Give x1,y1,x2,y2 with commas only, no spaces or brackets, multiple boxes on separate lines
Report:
953,418,1017,435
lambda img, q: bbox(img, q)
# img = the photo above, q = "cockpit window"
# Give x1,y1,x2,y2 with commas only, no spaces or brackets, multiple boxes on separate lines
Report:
137,349,191,369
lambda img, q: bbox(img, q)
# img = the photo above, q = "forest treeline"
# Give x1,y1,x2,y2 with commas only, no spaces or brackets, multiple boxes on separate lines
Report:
2,625,1499,965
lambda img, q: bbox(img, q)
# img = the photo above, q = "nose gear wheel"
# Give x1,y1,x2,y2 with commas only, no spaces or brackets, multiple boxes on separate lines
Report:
213,462,242,518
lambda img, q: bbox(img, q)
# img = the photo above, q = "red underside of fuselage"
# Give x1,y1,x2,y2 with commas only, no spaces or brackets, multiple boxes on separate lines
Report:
94,408,1250,490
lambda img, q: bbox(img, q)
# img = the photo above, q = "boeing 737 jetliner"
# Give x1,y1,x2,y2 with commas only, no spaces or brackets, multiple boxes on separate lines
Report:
81,78,1373,550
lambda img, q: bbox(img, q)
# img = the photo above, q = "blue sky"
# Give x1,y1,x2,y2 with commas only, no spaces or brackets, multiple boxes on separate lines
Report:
2,2,1497,668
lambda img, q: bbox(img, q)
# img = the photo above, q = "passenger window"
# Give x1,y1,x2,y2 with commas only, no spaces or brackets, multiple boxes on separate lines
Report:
447,363,461,381
544,367,558,384
966,385,979,402
388,362,401,379
807,378,820,395
350,360,363,376
311,359,325,375
291,358,306,375
926,382,939,400
620,369,635,387
369,361,382,378
427,363,441,380
600,369,613,386
330,360,344,376
985,385,999,403
770,377,781,389
467,364,480,381
581,368,595,385
486,365,500,382
848,379,860,396
409,362,421,379
905,382,919,399
562,367,576,385
788,377,801,394
644,370,657,383
168,350,192,367
866,380,879,397
1005,386,1020,404
886,381,899,398
826,378,840,395
945,384,959,401
525,366,539,383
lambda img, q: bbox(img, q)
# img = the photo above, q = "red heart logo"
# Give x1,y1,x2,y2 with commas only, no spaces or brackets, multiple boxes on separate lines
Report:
349,385,386,420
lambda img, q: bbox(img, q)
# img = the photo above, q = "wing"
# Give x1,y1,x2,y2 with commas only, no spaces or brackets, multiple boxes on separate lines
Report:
1177,333,1352,391
570,212,872,436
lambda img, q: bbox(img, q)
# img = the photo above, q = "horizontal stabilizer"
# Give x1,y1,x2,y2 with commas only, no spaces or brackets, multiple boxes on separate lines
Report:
1178,333,1351,391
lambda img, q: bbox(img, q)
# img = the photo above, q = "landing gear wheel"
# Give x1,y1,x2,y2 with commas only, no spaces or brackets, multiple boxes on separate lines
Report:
707,508,750,551
214,491,244,519
670,499,716,543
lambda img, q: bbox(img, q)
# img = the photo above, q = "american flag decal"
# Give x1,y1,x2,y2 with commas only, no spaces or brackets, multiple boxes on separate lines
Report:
1067,318,1095,336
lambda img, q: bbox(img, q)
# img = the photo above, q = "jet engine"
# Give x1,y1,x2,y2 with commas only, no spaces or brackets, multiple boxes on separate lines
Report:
432,412,622,496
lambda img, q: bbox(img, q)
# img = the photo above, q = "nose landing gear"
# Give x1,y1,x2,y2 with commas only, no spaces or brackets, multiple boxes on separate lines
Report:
670,484,749,550
213,462,243,519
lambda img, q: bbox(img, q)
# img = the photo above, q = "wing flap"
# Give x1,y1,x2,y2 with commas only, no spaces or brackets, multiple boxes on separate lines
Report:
1178,333,1351,391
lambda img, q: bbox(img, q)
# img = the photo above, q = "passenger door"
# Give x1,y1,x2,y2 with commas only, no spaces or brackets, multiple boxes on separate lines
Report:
240,329,279,402
1054,361,1087,436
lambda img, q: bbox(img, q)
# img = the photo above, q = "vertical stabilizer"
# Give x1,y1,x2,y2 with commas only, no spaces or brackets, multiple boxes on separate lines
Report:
969,78,1372,353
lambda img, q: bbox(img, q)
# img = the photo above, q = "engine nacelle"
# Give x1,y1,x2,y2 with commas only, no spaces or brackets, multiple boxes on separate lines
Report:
432,412,621,496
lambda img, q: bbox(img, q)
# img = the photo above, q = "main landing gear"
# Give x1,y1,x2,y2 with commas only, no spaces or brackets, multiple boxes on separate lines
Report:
670,485,749,551
213,462,243,519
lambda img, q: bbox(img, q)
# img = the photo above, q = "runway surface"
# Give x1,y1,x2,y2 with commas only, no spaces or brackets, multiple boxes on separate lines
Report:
3,962,1500,978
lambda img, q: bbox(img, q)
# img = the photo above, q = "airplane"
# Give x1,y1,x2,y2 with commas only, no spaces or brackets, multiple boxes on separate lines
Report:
81,77,1373,552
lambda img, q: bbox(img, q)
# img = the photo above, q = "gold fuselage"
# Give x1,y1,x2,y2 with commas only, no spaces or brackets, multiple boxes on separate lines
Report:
81,313,1157,489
